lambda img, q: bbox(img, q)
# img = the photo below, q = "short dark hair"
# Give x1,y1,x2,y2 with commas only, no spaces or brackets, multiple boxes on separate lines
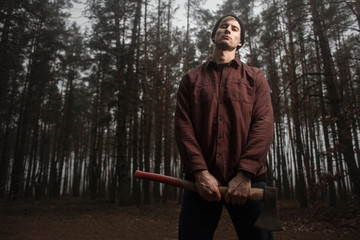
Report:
211,14,245,50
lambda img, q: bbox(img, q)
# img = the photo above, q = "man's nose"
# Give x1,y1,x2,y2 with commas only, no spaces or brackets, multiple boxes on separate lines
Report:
225,26,231,33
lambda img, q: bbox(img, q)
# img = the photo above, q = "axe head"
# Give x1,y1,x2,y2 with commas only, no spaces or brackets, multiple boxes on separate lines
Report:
254,186,283,232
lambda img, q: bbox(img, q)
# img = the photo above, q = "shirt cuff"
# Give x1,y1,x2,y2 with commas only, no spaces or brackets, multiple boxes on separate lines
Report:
241,170,254,180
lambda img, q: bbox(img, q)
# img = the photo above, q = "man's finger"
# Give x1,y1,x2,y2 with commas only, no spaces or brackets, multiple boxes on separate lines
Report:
225,191,231,203
213,188,221,201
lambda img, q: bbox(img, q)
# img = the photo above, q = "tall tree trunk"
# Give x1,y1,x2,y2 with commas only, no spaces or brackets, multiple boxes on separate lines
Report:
130,0,142,205
309,0,360,197
0,0,15,108
58,70,75,197
0,0,16,196
9,32,40,198
278,41,296,198
114,0,131,205
286,0,307,207
313,34,337,205
72,127,81,197
89,71,100,200
127,0,142,205
49,124,60,198
154,91,163,203
142,0,152,204
279,124,291,199
0,73,18,196
298,28,316,202
184,0,190,72
35,122,49,199
152,0,163,203
274,122,282,198
163,0,172,203
24,112,40,198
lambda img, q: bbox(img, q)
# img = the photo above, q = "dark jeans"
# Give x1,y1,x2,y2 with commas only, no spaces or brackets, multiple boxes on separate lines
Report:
178,182,273,240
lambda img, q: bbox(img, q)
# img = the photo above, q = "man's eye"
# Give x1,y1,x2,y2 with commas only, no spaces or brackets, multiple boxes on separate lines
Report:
220,24,228,28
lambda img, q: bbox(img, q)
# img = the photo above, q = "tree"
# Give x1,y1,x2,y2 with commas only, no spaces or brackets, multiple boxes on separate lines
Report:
309,0,360,197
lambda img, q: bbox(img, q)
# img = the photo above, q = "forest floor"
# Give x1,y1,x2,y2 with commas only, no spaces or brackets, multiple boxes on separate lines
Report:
0,197,359,240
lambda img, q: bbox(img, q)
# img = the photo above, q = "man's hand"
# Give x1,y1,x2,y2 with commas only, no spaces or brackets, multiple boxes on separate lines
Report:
225,171,251,205
194,170,221,202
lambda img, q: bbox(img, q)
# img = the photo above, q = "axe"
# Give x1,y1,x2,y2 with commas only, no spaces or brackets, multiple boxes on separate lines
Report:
134,170,282,232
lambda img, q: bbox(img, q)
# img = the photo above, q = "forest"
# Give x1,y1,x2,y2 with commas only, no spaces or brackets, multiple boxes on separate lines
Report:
0,0,359,209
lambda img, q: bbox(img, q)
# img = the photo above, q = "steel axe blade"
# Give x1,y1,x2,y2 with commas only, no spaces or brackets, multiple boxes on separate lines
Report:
254,186,283,231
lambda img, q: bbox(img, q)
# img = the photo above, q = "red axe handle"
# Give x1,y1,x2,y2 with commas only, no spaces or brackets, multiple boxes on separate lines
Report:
134,170,264,201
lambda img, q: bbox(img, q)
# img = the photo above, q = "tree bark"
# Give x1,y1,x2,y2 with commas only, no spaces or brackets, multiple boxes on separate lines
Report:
0,0,15,108
309,0,360,197
114,0,131,205
286,0,307,207
142,0,152,205
131,0,143,206
163,0,173,203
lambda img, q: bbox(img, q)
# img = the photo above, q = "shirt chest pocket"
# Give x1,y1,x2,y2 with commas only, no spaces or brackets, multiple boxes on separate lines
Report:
192,83,214,105
226,78,254,104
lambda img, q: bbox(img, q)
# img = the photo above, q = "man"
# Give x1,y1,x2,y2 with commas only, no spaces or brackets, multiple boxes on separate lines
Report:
175,14,274,240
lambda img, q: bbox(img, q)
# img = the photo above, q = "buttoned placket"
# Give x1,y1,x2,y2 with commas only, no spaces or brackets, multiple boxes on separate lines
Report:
216,65,229,175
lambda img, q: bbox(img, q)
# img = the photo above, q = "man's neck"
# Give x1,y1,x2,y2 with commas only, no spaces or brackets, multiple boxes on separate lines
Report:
212,47,236,64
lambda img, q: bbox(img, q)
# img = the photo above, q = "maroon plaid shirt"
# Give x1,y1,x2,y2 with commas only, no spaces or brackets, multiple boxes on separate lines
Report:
175,57,273,184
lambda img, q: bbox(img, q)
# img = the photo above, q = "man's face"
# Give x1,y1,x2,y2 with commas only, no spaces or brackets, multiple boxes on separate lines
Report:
213,17,242,51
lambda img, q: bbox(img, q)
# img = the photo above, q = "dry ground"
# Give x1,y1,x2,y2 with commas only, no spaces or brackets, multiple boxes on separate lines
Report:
0,197,359,240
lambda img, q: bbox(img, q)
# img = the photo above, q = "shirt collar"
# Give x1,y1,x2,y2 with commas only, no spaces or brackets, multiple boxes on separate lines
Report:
207,57,240,70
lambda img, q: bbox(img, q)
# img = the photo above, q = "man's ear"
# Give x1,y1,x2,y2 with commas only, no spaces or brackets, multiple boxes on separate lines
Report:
238,41,242,47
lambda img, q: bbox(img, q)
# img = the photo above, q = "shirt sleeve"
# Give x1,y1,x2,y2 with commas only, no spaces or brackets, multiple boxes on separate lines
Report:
174,74,208,174
238,69,274,176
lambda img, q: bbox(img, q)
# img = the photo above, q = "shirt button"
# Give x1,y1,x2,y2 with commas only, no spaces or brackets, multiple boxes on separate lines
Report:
220,84,224,87
218,135,222,138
